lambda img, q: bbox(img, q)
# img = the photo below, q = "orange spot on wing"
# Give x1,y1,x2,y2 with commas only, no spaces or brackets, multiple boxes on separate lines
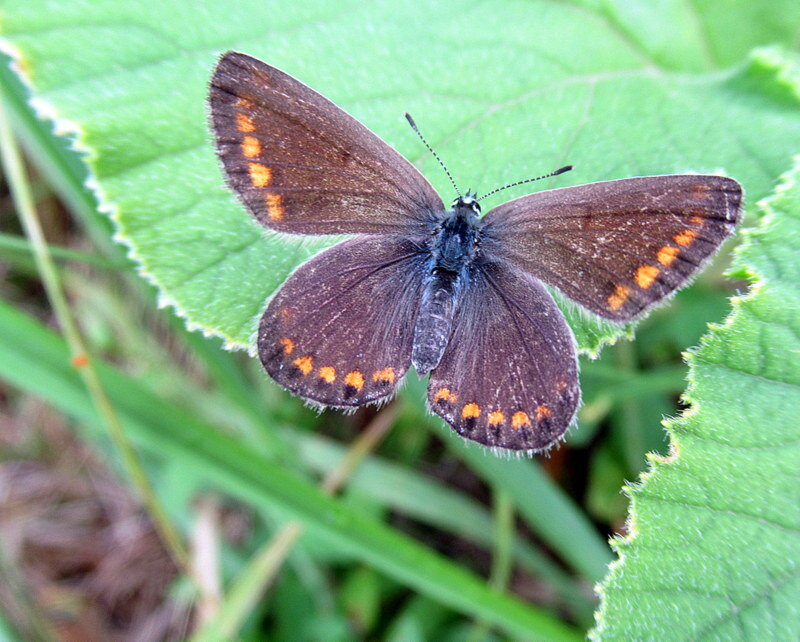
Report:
242,135,261,158
690,209,705,227
635,265,660,289
607,285,629,312
512,411,531,429
372,367,395,383
691,183,711,199
434,388,457,403
674,229,698,247
236,112,256,132
536,405,552,421
248,163,271,187
488,410,505,427
266,193,284,220
236,97,254,109
279,337,295,355
462,403,481,419
292,356,313,376
657,245,680,266
318,366,336,383
344,371,365,391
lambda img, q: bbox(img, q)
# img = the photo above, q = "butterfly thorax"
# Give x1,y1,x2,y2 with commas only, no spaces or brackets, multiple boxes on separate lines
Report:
431,196,481,272
411,195,482,376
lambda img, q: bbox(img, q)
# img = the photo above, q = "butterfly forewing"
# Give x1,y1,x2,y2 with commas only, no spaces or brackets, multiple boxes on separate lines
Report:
427,261,580,452
258,236,427,407
481,175,742,321
208,52,443,235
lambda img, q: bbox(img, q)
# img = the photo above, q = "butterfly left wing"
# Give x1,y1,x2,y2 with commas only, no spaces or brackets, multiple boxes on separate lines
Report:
258,235,427,406
427,260,580,452
209,52,443,235
480,175,742,321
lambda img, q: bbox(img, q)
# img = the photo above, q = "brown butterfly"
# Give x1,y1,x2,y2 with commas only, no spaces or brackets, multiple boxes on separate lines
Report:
208,51,742,453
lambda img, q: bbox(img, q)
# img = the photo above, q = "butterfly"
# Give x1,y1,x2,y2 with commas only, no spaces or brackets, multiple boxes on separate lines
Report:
208,51,742,453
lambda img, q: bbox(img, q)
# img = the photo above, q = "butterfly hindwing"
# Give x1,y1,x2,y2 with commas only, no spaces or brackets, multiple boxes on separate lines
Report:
208,52,443,235
481,175,742,321
258,236,428,407
427,260,580,452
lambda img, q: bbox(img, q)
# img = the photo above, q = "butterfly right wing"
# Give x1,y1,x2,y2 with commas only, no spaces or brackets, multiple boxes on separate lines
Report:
259,235,428,406
427,260,580,452
480,175,741,321
209,52,444,235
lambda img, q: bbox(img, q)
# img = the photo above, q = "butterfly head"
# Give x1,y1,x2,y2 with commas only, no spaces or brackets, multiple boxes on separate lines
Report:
451,192,481,217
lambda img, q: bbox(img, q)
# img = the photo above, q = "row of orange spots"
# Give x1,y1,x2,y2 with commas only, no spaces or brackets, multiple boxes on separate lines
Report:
453,402,550,430
234,106,285,222
280,339,395,390
607,215,706,311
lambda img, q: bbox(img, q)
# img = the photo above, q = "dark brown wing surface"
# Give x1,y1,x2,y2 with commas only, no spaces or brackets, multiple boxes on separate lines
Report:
209,52,443,235
427,261,580,452
258,236,427,406
481,175,742,321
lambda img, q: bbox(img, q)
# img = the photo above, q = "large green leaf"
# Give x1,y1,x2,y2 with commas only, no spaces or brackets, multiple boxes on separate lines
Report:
2,1,800,352
593,161,800,639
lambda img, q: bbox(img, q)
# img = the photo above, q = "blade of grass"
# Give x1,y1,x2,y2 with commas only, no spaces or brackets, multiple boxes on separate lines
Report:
193,406,398,641
295,431,595,624
0,231,124,269
0,300,582,640
0,93,192,580
467,488,515,642
451,440,613,583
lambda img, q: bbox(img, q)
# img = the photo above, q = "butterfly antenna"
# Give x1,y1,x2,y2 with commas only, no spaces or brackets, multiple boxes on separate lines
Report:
405,113,461,197
477,165,573,201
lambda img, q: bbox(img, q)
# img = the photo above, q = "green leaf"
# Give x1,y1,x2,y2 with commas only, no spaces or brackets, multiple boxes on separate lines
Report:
593,160,800,639
3,2,800,352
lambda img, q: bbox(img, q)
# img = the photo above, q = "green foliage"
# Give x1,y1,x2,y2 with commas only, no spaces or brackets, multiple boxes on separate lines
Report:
1,0,799,638
594,162,800,638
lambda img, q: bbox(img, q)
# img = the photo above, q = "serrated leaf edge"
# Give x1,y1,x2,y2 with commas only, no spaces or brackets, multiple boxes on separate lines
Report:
590,154,800,639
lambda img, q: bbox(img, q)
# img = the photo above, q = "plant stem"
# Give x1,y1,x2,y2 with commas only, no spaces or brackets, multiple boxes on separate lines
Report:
192,405,398,641
0,90,194,583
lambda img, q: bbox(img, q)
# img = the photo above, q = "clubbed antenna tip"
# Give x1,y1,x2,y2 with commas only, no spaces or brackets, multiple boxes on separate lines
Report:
478,165,574,201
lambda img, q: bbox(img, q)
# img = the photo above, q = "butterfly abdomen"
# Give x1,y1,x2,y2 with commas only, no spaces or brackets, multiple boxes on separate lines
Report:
412,202,481,375
412,269,462,375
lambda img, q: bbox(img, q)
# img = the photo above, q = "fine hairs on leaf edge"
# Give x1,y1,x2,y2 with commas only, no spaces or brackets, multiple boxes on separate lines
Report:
589,156,800,639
